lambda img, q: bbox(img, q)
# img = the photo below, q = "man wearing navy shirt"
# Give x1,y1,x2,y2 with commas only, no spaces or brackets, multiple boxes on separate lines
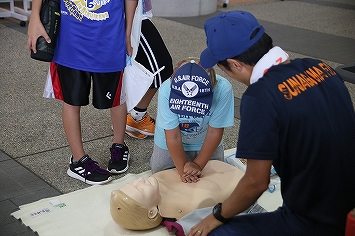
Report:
187,10,355,236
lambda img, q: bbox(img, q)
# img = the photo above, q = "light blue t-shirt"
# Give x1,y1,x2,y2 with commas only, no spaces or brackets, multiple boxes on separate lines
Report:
154,75,234,151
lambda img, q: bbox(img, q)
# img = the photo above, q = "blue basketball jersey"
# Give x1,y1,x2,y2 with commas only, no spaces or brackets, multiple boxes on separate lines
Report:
53,0,126,72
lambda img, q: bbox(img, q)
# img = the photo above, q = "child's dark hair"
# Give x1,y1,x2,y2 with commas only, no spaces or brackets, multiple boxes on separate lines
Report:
217,31,273,71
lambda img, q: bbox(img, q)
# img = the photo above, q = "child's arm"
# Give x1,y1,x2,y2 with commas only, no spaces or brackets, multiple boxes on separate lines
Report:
191,126,224,170
183,126,223,181
27,0,50,53
124,0,138,56
165,127,197,182
165,127,187,176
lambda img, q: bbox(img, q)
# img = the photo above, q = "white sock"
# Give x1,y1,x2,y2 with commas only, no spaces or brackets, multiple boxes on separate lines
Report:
130,108,147,121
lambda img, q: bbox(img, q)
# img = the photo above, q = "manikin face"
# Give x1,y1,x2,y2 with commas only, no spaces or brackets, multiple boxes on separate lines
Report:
119,176,161,212
110,176,163,230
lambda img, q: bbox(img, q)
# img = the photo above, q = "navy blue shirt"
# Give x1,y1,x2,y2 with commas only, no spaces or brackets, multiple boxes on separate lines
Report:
237,58,355,233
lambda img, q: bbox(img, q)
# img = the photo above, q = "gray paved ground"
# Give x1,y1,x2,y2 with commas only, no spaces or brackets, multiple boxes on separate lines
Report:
0,0,354,235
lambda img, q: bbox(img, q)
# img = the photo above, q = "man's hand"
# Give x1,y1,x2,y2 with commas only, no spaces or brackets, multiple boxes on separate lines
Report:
187,214,222,236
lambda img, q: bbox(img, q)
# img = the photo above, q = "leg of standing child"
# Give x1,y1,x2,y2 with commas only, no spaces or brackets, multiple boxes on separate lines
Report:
125,19,173,139
108,103,130,174
62,103,85,161
63,102,112,185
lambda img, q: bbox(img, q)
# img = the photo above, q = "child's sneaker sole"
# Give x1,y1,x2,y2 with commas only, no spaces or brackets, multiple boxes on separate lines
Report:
125,129,148,139
126,125,154,136
108,168,129,174
67,168,112,185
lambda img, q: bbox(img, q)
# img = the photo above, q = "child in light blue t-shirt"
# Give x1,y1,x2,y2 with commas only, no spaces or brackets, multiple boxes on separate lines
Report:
150,58,234,183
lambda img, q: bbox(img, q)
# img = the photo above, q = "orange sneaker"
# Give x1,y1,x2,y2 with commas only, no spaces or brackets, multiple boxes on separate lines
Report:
125,129,148,139
126,113,155,136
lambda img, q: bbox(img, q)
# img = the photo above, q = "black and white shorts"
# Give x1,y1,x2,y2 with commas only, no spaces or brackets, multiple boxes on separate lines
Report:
135,19,173,89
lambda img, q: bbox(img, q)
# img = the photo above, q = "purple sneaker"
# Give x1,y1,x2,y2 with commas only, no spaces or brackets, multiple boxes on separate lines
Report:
108,143,130,174
67,155,112,185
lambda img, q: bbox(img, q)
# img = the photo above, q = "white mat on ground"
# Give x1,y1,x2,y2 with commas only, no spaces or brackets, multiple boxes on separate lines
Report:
11,149,282,236
12,171,173,236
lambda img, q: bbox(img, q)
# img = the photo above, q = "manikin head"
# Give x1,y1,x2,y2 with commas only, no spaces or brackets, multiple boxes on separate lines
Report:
110,176,162,230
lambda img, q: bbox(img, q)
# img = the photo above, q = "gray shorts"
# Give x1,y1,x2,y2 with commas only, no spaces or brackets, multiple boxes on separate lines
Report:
150,144,224,173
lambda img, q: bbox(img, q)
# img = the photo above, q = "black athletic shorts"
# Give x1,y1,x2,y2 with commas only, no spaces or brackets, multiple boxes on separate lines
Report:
56,64,124,109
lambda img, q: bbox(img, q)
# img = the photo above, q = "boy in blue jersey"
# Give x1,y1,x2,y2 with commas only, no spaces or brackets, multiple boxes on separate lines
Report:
150,58,235,183
187,11,355,236
27,0,137,184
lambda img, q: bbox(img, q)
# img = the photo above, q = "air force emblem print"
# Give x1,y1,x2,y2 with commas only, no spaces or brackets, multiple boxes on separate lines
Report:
169,62,213,117
182,81,199,97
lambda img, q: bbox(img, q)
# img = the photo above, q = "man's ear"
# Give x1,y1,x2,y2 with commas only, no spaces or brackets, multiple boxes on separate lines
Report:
148,207,159,219
227,58,244,71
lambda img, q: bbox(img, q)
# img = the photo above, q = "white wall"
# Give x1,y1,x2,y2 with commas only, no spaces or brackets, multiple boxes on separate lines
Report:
151,0,217,17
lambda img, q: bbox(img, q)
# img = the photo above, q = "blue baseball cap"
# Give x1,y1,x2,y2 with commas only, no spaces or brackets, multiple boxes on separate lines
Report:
169,60,213,117
200,11,265,68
